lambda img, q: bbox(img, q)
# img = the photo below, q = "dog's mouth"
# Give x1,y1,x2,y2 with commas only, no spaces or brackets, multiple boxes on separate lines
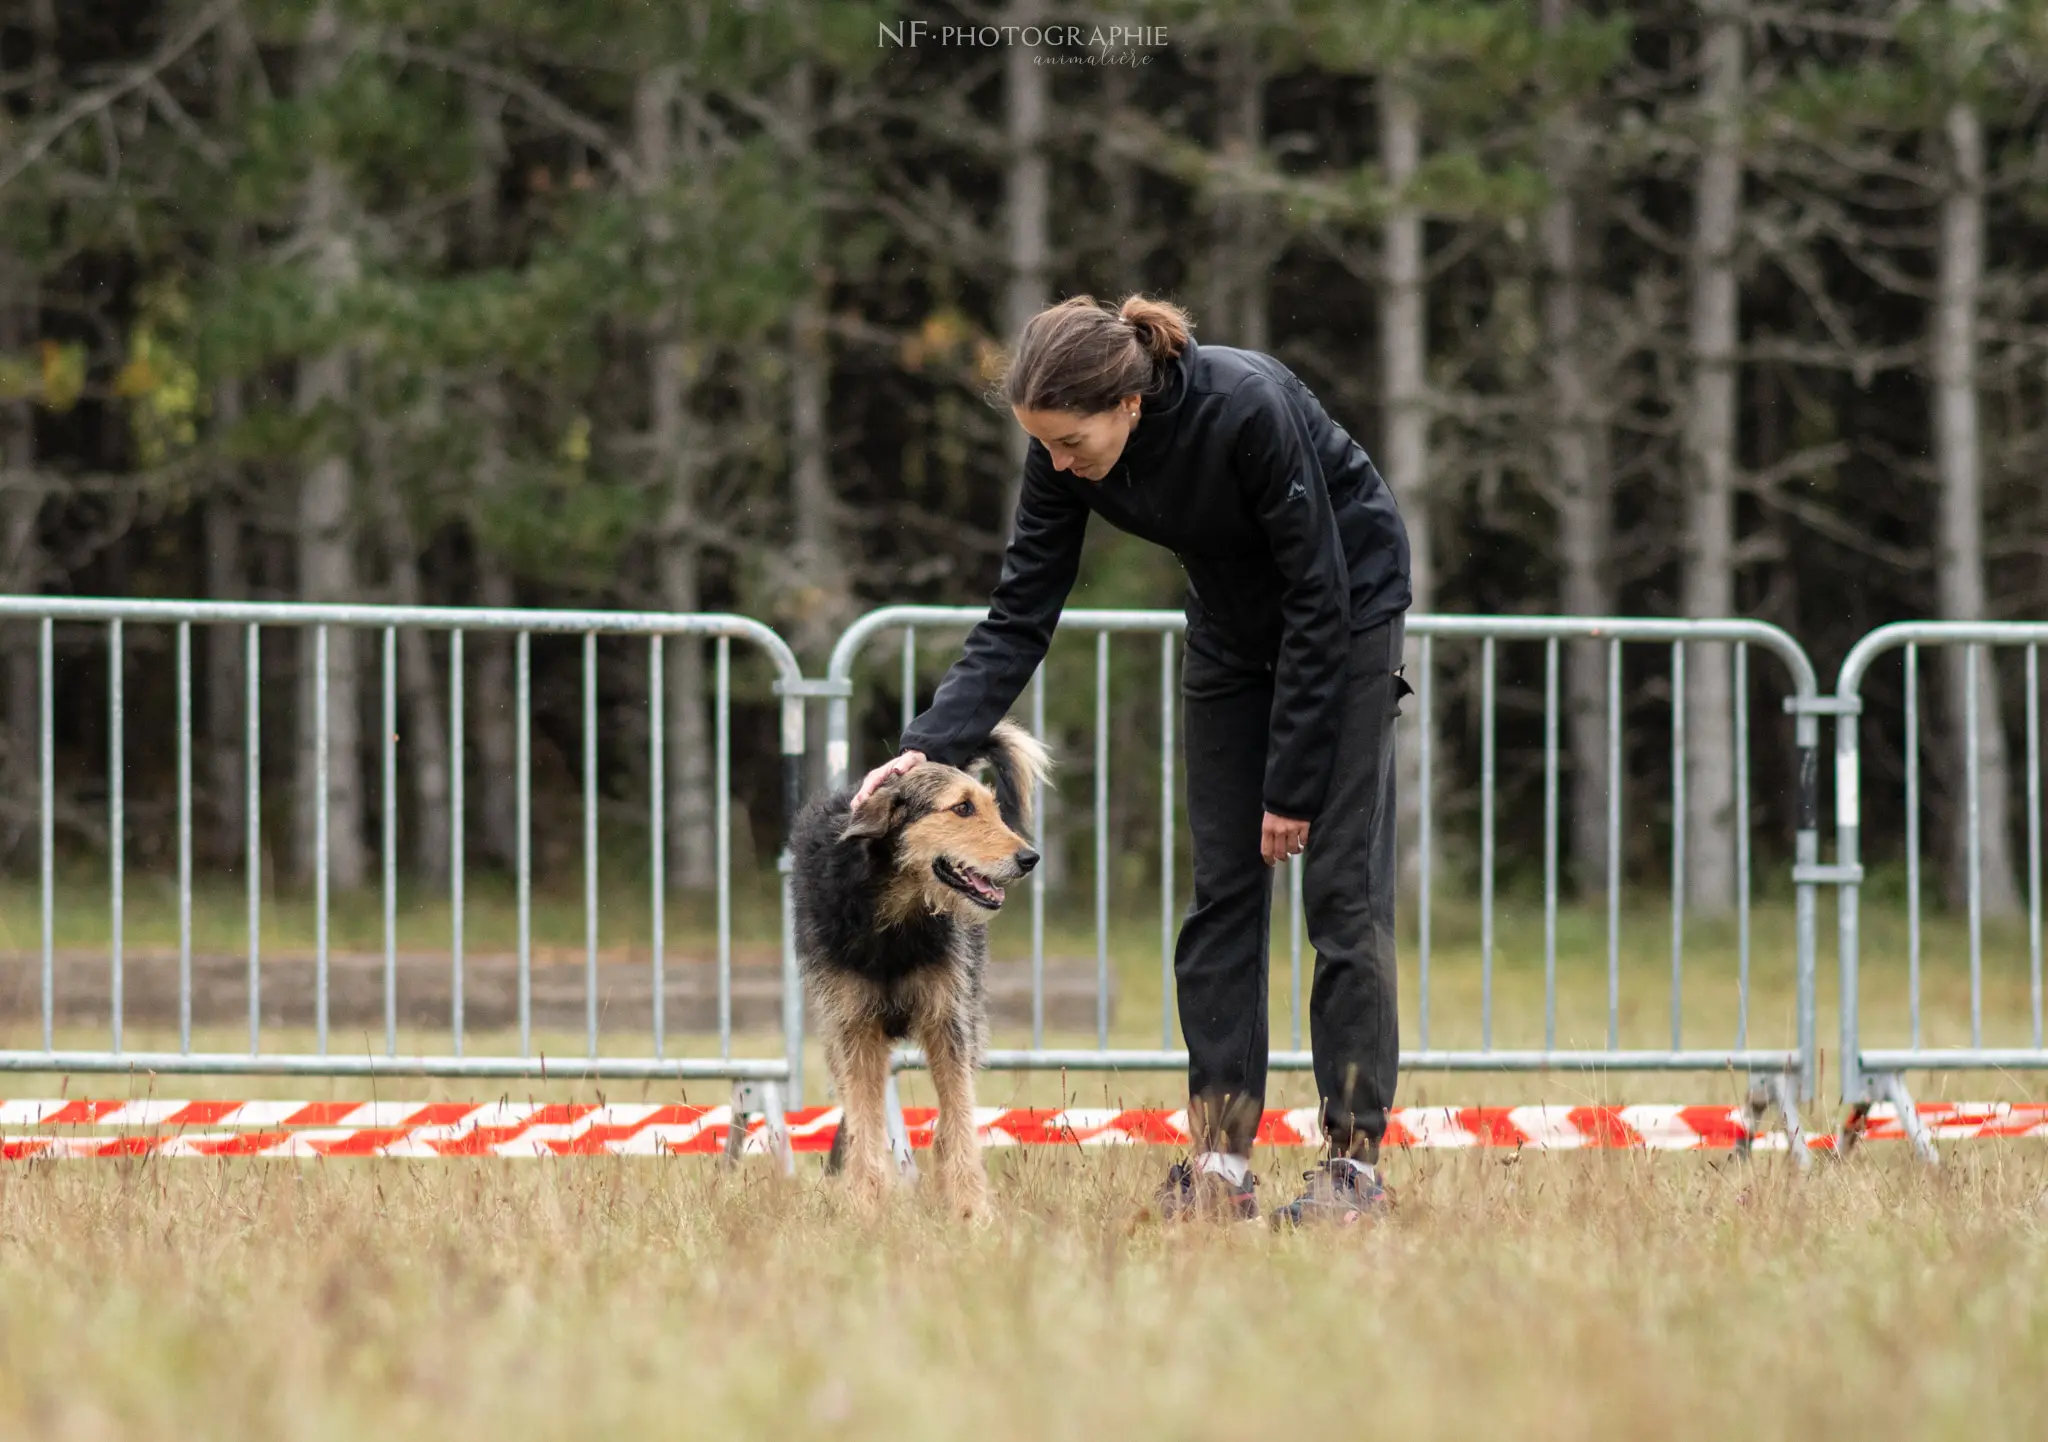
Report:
933,857,1005,911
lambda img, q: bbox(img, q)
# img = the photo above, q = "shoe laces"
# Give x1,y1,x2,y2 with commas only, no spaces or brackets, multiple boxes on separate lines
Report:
1305,1159,1373,1196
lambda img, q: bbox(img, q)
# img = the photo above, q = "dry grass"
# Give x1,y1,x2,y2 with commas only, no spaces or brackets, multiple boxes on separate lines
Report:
5,873,2048,1437
1,1147,2046,1439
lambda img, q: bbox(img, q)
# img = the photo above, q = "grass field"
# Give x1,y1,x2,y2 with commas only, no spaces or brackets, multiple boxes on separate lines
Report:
2,1147,2046,1439
5,871,2048,1437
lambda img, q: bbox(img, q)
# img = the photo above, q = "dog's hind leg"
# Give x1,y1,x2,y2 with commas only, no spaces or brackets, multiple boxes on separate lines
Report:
831,1026,896,1212
918,1011,989,1222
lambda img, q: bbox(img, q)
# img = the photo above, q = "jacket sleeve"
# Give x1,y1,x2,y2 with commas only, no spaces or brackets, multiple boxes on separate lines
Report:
1231,374,1352,822
898,440,1088,766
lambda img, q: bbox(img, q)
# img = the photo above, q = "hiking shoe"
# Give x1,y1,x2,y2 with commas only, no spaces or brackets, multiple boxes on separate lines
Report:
1270,1159,1392,1228
1155,1158,1260,1222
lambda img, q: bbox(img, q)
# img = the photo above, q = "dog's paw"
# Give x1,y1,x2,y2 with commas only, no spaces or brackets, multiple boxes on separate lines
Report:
846,1166,892,1215
938,1166,990,1225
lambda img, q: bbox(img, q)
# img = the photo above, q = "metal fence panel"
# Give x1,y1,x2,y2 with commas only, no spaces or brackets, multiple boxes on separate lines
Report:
824,606,1823,1125
0,598,806,1138
1831,621,2048,1160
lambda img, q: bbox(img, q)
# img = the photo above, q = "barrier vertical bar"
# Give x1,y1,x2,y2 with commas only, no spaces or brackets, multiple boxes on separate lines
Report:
1031,663,1046,1050
1734,642,1750,1049
177,621,193,1054
1906,644,1921,1047
901,628,916,736
779,666,807,1107
382,628,397,1058
585,631,599,1062
1480,636,1496,1050
450,630,465,1057
2028,643,2042,1050
1095,630,1110,1052
1418,634,1433,1051
717,635,732,1062
109,620,123,1055
1966,643,1983,1048
315,625,329,1056
1543,636,1559,1051
246,624,260,1055
517,631,530,1055
1289,856,1305,1052
1607,638,1622,1051
1160,631,1175,1050
39,618,52,1052
1669,641,1684,1051
1836,696,1865,1105
649,636,664,1061
1791,678,1822,1105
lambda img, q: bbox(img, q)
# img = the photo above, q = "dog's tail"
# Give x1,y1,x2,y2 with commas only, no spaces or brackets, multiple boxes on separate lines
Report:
967,719,1052,840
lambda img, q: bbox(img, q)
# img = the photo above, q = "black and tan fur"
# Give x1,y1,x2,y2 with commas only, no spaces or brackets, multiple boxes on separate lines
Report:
791,721,1050,1218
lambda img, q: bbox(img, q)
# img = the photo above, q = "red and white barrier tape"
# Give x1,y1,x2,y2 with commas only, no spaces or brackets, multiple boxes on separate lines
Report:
1,1100,2044,1159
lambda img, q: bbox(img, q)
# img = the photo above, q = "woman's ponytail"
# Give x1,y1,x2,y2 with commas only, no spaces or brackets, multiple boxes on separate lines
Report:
998,293,1195,416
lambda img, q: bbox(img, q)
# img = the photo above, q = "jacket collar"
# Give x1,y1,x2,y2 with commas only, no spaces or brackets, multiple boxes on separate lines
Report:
1123,337,1192,469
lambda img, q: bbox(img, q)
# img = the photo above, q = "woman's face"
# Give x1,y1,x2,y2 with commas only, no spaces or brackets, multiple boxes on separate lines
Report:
1012,396,1142,482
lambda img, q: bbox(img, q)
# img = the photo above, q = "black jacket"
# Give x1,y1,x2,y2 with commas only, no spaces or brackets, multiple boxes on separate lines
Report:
899,337,1412,822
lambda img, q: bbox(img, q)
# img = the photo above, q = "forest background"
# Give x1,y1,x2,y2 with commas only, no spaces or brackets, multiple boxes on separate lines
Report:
3,0,2046,928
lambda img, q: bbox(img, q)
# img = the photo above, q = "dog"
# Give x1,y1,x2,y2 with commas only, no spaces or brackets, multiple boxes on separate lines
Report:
790,720,1049,1219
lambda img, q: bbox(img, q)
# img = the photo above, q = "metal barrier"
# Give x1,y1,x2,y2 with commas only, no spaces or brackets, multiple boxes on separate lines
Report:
1833,622,2048,1162
825,606,1825,1161
0,598,807,1167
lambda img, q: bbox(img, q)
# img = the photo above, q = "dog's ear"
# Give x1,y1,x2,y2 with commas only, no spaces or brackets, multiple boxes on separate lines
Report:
838,788,895,842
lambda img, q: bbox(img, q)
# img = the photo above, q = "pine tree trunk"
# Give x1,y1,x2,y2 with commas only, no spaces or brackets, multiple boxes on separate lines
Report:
1679,0,1744,917
1098,64,1147,294
1208,41,1269,352
372,454,449,886
999,0,1050,537
1379,77,1432,888
203,391,245,864
471,542,519,871
637,66,717,892
465,80,520,871
292,3,365,891
1540,0,1616,893
205,15,252,865
785,57,848,670
787,58,845,805
0,0,53,849
1933,98,2021,918
0,246,39,843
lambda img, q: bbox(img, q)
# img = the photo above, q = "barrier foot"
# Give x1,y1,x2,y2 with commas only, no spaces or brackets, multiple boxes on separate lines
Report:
1833,1100,1871,1158
883,1073,918,1180
1879,1074,1939,1166
1739,1074,1811,1170
724,1082,795,1176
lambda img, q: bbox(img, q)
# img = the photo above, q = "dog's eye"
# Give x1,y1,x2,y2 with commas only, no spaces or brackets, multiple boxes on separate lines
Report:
951,800,975,817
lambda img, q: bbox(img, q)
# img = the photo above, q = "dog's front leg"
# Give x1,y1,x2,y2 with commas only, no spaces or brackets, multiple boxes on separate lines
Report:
919,1016,989,1222
832,1027,896,1212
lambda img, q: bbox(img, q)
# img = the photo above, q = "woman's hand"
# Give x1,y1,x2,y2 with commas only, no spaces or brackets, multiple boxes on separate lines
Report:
1261,811,1310,866
851,750,927,811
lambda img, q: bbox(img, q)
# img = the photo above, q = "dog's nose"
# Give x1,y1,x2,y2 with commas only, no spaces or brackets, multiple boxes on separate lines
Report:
1014,847,1040,874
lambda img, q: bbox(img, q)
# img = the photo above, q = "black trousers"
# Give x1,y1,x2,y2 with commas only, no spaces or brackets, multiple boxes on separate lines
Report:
1175,615,1407,1162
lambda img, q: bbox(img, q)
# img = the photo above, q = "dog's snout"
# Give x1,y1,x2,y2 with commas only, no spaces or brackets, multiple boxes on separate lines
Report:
1014,847,1040,874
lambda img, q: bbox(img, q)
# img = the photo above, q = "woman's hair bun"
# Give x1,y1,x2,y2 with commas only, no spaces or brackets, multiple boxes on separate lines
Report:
1117,295,1192,364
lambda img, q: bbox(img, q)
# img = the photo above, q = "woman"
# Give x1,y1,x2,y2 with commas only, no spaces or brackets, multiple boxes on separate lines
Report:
852,295,1412,1225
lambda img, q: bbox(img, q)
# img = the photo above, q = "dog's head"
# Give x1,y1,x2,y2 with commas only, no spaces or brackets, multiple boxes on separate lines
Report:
840,762,1040,922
